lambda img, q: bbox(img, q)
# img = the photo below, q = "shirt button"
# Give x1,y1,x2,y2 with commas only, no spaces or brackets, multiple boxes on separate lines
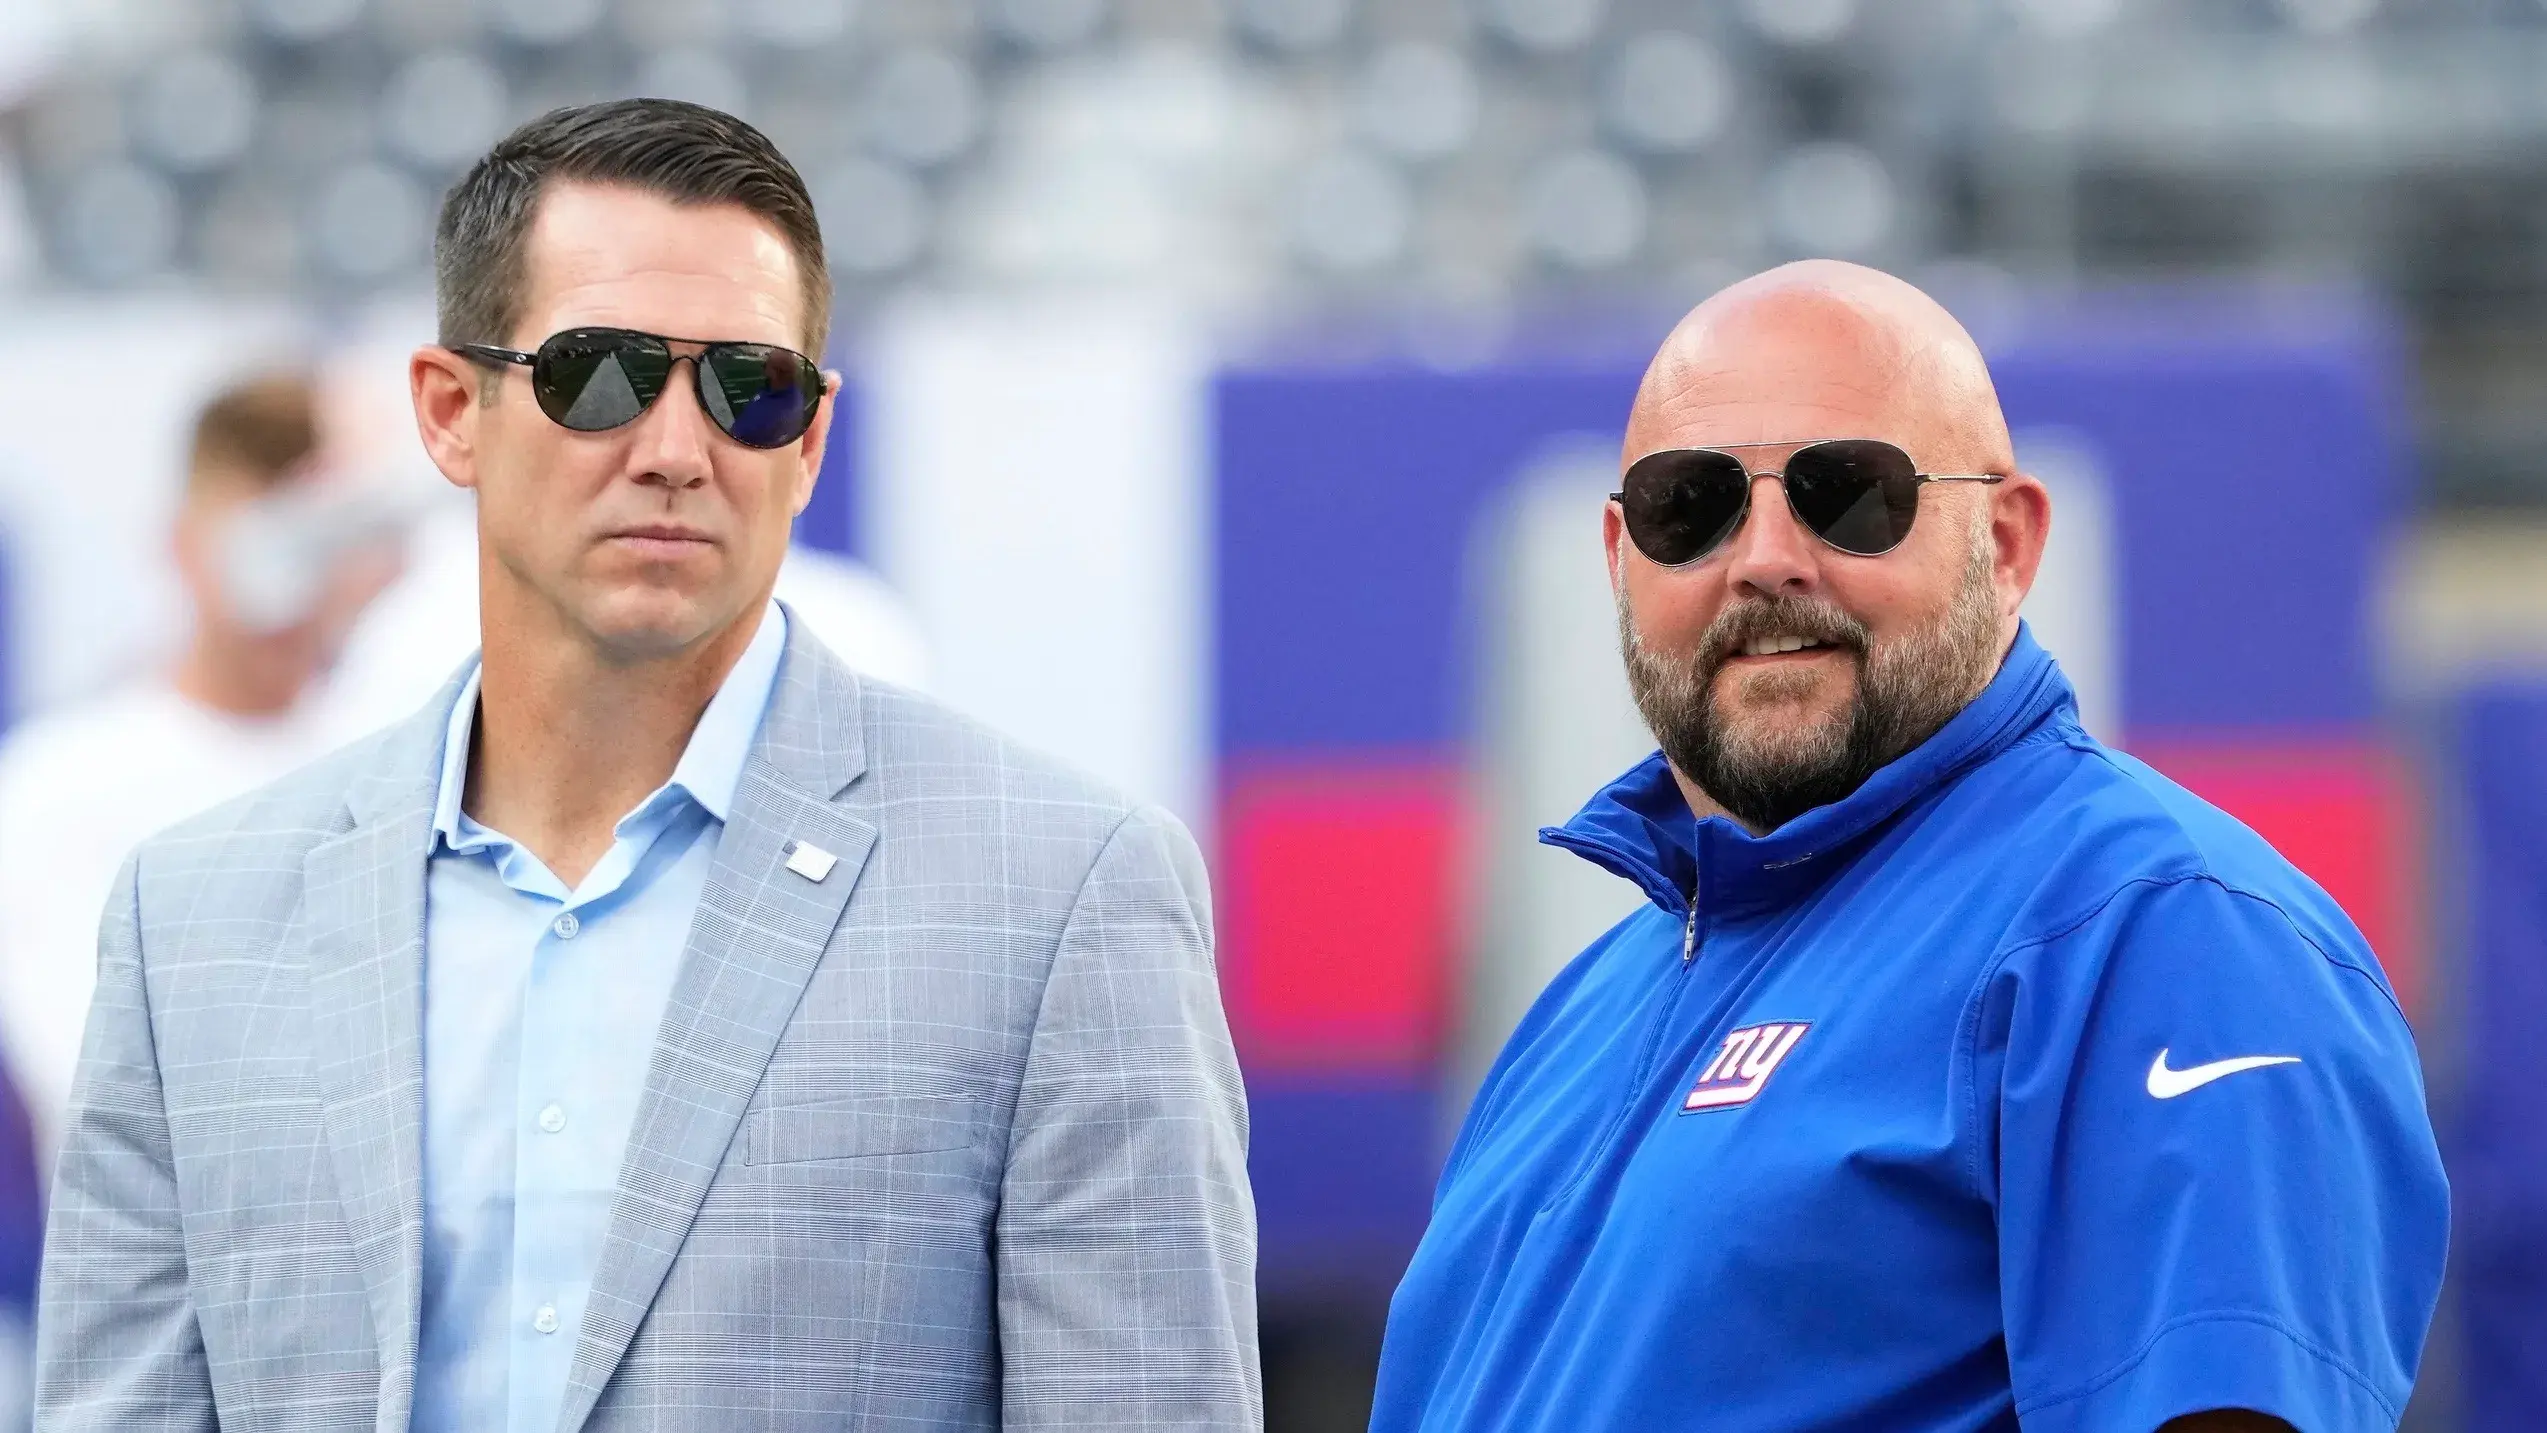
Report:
552,912,580,940
537,1104,567,1134
532,1305,560,1335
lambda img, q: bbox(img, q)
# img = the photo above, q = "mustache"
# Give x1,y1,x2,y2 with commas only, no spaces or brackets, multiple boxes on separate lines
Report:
1691,594,1871,681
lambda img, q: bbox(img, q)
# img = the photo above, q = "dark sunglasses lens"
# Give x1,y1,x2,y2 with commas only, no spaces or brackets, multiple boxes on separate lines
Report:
534,331,671,432
1784,439,1921,555
1620,450,1750,565
698,345,822,449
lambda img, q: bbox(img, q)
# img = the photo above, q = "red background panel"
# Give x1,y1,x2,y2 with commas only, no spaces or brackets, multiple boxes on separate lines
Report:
1219,766,1462,1071
1215,741,2422,1070
2136,737,2423,1015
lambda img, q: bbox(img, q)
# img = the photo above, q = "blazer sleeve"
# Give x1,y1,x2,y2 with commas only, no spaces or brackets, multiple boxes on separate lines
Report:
34,854,217,1433
996,805,1261,1431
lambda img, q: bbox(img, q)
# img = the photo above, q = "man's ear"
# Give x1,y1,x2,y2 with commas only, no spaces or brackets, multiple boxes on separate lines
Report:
411,345,486,493
1989,472,2052,619
1604,499,1630,597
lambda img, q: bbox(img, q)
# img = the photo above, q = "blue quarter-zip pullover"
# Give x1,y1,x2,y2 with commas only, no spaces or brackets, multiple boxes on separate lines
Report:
1372,625,2447,1433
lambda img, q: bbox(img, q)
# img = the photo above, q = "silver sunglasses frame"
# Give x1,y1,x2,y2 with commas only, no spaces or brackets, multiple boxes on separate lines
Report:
1610,438,2004,564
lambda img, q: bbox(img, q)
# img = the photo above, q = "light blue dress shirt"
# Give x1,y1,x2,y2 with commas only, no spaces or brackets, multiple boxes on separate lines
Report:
411,605,787,1433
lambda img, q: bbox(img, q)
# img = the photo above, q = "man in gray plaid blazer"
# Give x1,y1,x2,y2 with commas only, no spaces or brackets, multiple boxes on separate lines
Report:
37,100,1257,1433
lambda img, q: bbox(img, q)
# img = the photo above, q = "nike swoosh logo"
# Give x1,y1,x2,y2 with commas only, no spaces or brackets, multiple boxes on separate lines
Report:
2146,1048,2302,1099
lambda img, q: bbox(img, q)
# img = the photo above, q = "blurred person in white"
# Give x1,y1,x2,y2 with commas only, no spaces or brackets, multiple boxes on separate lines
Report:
0,374,399,1160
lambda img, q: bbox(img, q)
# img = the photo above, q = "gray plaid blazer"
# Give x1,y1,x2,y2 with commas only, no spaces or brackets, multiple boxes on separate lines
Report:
35,614,1259,1432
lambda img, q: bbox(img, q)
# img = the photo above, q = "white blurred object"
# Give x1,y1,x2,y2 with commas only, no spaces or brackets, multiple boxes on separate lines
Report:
1454,440,1653,1123
0,0,66,109
773,546,932,691
218,480,427,634
0,683,338,1163
867,297,1205,825
0,1304,26,1433
309,499,482,739
0,157,35,292
316,501,932,744
2013,427,2122,741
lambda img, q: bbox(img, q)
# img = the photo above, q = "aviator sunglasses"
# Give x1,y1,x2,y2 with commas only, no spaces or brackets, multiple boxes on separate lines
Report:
458,326,828,450
1614,438,2004,565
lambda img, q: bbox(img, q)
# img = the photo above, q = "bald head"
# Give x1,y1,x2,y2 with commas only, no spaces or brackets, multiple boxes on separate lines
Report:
1625,260,2014,478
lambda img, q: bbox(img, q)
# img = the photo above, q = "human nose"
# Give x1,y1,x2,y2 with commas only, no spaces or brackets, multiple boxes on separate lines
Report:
1722,472,1819,597
627,356,715,490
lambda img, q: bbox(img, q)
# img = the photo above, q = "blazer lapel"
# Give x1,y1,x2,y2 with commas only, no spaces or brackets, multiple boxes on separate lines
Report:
302,678,464,1433
558,620,873,1433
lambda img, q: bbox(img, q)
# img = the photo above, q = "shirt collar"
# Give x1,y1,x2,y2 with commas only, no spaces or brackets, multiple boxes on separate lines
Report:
431,602,790,845
1542,620,2078,917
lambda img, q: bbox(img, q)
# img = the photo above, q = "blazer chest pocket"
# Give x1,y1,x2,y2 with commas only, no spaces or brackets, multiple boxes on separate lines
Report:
743,1093,984,1165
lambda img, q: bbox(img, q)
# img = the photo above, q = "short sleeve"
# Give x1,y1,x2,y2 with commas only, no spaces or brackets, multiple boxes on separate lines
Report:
1973,875,2448,1433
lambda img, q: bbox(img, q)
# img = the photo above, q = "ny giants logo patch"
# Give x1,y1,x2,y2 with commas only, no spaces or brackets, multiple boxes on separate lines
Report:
1683,1021,1811,1112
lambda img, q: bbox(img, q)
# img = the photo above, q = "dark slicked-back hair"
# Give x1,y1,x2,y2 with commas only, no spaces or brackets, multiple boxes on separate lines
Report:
435,98,831,358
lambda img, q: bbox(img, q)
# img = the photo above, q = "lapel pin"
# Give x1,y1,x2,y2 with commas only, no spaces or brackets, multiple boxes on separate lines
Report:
784,840,838,883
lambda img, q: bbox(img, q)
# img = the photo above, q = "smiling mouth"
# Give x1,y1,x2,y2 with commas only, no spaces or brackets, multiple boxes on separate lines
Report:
1732,634,1840,659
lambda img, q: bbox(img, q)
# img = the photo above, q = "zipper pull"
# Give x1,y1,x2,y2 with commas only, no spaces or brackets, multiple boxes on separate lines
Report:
1681,901,1698,965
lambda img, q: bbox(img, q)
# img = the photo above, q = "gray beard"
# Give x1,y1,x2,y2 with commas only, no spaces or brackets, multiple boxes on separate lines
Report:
1618,524,2004,834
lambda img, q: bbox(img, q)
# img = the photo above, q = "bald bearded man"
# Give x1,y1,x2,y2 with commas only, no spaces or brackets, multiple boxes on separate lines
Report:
1369,263,2447,1433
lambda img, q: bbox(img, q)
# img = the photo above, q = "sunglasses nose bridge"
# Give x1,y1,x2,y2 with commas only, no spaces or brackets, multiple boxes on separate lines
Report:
632,350,708,419
621,353,722,478
1720,470,1824,586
